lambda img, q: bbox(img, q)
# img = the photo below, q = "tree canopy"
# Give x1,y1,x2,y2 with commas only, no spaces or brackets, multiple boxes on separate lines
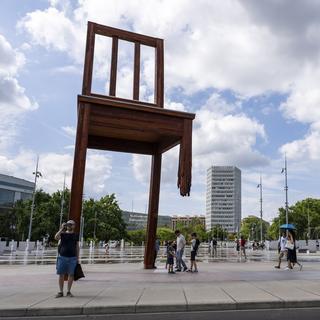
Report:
240,215,269,241
1,189,126,243
268,198,320,240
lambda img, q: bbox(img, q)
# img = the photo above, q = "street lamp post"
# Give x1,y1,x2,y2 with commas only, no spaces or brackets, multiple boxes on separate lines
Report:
281,155,289,225
93,210,97,239
28,155,42,241
59,173,66,227
257,174,263,243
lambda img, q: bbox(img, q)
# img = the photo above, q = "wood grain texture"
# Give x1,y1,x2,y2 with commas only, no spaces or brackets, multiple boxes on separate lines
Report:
144,153,162,269
92,21,159,47
82,22,95,95
69,22,195,267
155,39,164,107
109,36,118,96
78,95,195,119
69,103,90,233
88,135,157,155
133,42,140,100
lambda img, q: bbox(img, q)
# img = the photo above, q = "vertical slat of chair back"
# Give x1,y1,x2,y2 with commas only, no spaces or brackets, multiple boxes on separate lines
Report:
155,39,164,108
133,42,140,100
109,36,119,96
83,21,164,108
82,22,95,95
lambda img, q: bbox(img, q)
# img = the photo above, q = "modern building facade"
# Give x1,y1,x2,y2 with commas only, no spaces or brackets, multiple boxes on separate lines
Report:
171,215,205,231
122,211,172,231
206,166,241,233
0,174,34,213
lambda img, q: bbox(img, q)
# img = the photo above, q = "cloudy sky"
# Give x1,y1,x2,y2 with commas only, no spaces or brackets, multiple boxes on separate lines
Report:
1,0,320,221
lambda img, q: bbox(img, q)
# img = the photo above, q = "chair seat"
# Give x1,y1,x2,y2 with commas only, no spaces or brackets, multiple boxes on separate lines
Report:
78,94,195,155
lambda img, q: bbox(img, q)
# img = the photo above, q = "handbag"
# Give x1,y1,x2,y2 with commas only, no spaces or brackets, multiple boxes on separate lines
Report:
74,263,85,281
285,241,294,250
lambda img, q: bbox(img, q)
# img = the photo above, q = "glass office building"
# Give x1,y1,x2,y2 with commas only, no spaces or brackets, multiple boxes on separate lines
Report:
0,174,34,211
122,211,172,230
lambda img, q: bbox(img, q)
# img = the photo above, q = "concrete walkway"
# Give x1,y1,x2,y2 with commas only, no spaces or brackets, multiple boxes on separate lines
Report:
1,261,320,318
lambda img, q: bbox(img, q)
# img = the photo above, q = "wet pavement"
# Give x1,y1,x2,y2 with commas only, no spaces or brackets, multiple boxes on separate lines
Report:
1,245,320,265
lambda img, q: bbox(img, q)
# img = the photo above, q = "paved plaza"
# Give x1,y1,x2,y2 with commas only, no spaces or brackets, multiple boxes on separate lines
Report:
1,261,320,318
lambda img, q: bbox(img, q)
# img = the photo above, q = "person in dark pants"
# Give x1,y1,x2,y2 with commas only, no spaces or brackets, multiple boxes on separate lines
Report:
187,233,200,272
167,241,176,274
286,230,303,271
212,238,217,257
55,220,79,298
153,237,160,268
175,230,187,272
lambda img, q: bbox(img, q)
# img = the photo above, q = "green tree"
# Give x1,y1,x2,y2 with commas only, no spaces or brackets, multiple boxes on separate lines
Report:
5,190,126,243
240,215,269,241
268,198,320,240
127,229,146,245
174,218,207,242
207,224,228,241
157,227,175,242
83,194,126,242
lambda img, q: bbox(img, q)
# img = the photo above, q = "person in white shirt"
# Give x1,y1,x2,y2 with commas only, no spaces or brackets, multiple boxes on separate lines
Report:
175,230,187,272
274,231,287,269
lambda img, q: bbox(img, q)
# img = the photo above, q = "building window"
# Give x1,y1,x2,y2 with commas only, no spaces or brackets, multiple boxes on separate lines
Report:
0,188,15,207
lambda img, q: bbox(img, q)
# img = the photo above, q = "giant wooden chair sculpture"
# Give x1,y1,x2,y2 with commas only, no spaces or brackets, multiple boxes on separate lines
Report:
69,21,195,268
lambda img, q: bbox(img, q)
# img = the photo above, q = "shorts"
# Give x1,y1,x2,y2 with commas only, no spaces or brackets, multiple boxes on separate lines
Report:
279,251,286,259
167,256,174,265
190,251,197,261
56,256,77,275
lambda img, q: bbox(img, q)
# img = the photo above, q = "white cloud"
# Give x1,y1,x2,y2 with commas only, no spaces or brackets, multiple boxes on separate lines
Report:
50,65,82,75
279,65,320,164
61,126,76,138
132,93,268,188
17,1,320,100
0,34,37,151
0,35,25,75
280,122,320,161
280,65,320,125
17,7,84,63
15,0,320,220
12,1,292,97
0,150,112,197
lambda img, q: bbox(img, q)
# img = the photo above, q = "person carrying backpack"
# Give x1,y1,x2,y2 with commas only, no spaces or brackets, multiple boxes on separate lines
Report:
188,232,200,273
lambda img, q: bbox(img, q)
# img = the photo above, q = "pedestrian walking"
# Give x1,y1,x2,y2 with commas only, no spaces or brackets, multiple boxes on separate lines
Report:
286,230,303,271
104,242,109,254
274,231,287,269
240,236,247,260
54,220,79,298
175,230,187,272
235,237,240,255
212,238,217,257
187,233,200,272
153,237,160,269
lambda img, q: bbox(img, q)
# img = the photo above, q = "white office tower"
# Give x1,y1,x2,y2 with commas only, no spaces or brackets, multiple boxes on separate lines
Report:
206,166,241,233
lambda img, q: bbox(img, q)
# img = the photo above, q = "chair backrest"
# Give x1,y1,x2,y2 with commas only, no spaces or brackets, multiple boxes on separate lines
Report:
82,21,164,108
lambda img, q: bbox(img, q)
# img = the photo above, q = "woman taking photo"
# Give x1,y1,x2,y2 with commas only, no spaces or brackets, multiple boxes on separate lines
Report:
55,220,79,297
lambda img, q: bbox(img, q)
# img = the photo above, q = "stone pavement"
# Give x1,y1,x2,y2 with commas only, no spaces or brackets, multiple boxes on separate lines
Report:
1,261,320,318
